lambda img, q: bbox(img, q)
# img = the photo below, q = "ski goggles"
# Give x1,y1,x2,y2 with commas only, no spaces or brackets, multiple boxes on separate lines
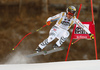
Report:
67,12,74,16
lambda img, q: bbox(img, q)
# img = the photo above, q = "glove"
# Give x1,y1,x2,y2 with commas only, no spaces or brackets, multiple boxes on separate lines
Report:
46,21,51,26
89,33,94,40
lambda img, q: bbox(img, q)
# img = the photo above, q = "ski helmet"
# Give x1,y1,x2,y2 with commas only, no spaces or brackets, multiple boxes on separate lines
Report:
66,6,76,16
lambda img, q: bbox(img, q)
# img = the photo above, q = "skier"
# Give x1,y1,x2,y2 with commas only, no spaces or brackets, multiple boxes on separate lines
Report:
36,6,94,53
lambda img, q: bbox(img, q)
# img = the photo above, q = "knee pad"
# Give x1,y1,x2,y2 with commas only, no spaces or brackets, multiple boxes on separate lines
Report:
63,31,70,38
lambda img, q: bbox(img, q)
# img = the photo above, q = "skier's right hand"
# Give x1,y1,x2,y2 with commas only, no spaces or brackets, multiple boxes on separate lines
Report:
89,33,94,40
46,21,51,26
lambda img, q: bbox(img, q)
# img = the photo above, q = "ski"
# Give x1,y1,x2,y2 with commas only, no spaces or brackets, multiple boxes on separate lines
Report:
26,51,46,57
44,47,64,55
26,47,64,57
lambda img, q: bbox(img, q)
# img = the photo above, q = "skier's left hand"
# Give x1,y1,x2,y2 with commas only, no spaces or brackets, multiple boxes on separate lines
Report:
89,33,94,40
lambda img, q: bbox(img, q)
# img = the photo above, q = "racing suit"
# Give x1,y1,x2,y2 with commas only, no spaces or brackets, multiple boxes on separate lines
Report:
38,12,91,49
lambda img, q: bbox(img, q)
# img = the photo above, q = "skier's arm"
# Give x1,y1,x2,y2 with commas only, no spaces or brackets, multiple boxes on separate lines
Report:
46,13,61,25
75,19,94,39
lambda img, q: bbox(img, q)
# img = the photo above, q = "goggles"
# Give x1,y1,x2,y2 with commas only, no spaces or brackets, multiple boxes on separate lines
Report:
67,12,74,16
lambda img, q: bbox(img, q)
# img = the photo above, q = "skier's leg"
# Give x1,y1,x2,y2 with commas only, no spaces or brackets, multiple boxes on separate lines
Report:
36,35,56,52
38,26,59,50
54,31,70,48
38,35,56,49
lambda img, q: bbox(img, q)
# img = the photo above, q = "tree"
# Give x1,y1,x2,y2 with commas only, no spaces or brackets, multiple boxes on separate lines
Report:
98,4,100,20
42,0,49,15
19,0,22,18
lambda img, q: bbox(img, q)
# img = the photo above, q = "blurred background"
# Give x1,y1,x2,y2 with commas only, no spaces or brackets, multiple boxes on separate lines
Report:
0,0,100,64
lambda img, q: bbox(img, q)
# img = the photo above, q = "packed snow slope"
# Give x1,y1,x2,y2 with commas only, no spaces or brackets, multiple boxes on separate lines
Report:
0,60,100,70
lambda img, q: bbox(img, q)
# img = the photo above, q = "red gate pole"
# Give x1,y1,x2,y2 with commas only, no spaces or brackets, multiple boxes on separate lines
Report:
93,25,98,60
65,25,76,61
90,0,98,60
91,0,94,22
65,4,82,61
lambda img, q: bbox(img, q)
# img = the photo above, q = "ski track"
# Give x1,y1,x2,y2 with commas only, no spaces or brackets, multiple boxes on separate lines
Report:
0,60,100,70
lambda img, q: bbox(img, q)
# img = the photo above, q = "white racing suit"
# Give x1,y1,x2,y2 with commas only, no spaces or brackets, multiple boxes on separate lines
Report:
39,12,91,49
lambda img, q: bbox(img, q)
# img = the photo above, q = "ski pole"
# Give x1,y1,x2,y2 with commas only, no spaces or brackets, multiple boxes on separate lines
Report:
12,24,47,50
71,39,80,45
36,25,47,32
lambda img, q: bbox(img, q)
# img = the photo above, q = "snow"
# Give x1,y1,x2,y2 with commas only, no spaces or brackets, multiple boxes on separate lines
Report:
39,31,46,34
0,60,100,70
5,52,36,64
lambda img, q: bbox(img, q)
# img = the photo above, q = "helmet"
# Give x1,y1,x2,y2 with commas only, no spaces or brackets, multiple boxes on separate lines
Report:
66,6,76,16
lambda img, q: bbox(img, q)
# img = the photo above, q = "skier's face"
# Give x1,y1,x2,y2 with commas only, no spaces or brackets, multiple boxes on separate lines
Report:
67,14,73,19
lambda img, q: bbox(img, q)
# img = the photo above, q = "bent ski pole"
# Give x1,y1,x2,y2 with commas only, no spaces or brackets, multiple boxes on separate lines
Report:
36,25,47,32
12,24,47,50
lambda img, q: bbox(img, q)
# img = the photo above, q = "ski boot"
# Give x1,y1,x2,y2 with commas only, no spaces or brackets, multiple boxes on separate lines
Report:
35,47,41,53
53,44,59,49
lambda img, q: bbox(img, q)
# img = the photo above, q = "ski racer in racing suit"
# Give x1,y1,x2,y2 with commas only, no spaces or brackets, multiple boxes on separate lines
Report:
36,6,94,53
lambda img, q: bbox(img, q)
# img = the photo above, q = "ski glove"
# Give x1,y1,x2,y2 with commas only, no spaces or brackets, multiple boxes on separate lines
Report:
46,21,52,26
89,33,94,40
